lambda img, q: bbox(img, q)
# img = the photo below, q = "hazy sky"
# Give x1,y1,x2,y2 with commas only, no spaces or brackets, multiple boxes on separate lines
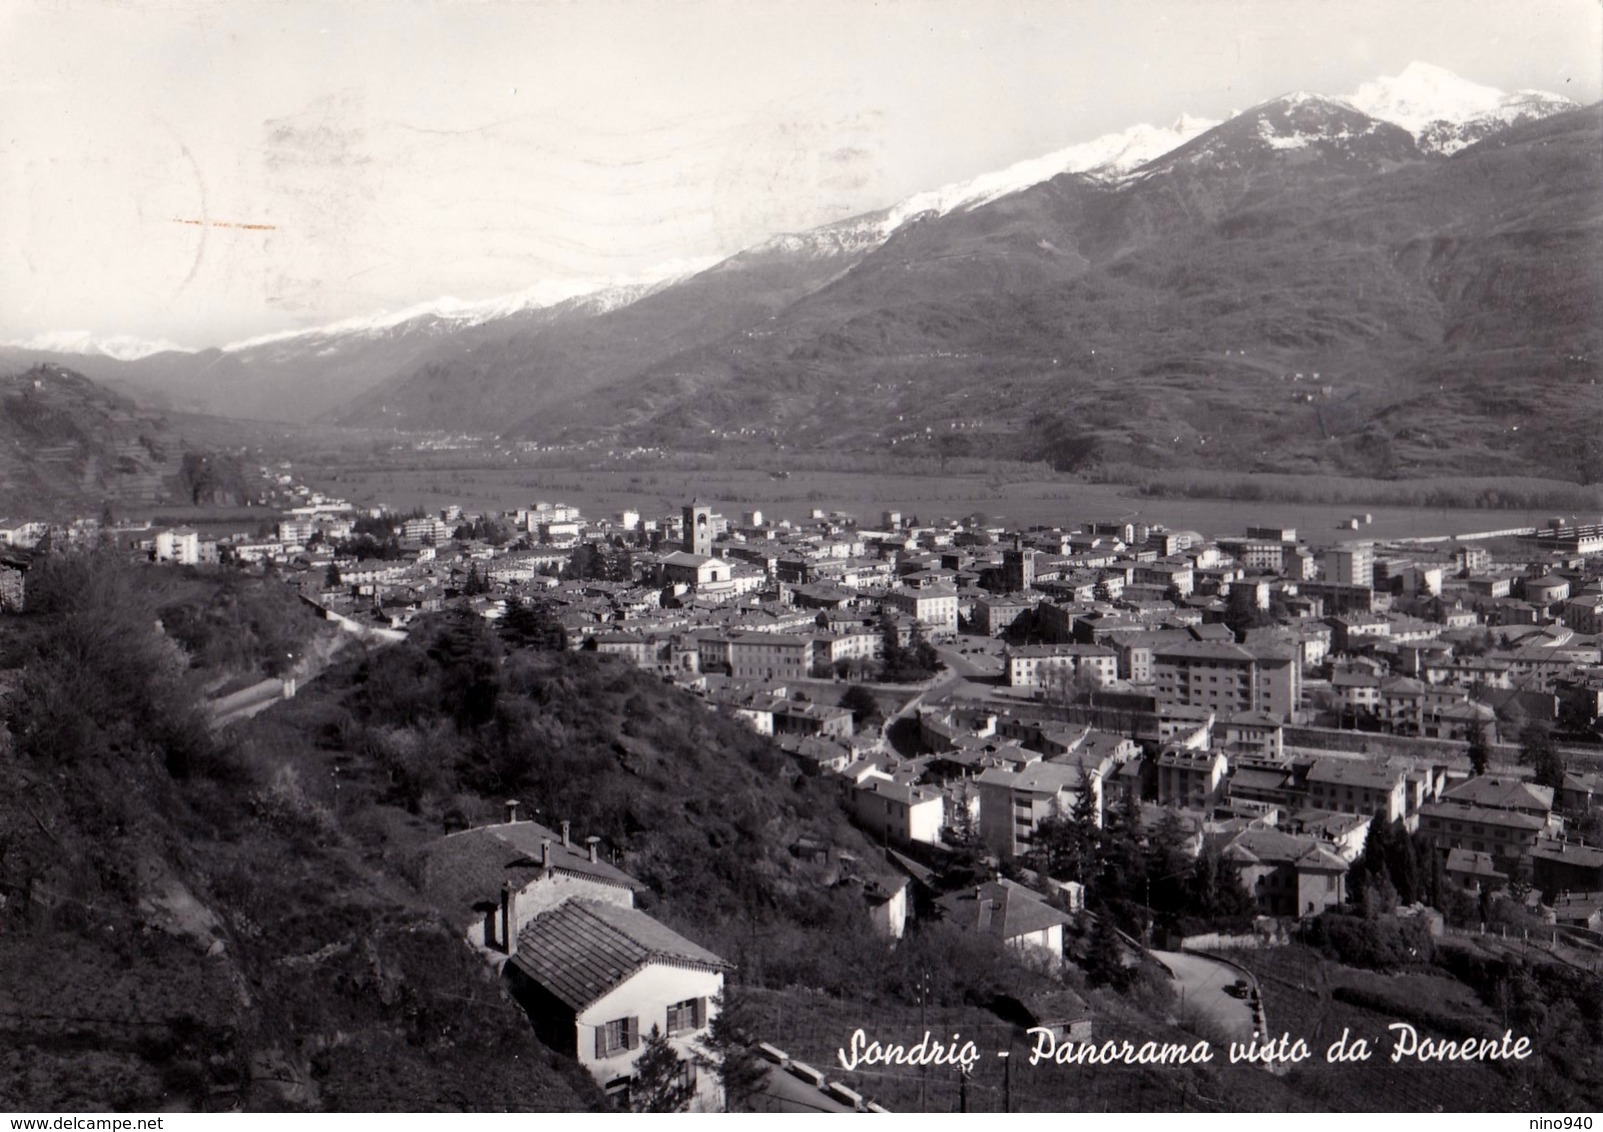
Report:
2,0,1599,346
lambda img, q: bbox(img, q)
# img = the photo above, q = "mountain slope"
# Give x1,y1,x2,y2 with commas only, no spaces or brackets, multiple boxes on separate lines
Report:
6,65,1587,460
0,276,697,424
519,102,1602,482
0,560,607,1112
1,116,1227,432
334,243,877,432
0,364,239,515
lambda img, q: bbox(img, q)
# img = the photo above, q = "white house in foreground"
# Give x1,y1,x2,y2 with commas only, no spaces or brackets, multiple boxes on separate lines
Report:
504,899,730,1110
419,812,729,1110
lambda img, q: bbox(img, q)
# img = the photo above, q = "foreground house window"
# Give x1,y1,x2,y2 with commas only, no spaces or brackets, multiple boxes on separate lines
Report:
597,1016,640,1057
666,996,707,1035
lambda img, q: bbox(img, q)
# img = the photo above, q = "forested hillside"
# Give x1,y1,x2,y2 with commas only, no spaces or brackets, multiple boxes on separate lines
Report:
0,555,598,1111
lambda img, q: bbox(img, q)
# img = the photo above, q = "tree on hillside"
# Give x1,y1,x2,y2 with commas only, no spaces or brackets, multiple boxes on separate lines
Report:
1349,811,1392,913
1506,855,1534,907
610,545,636,584
878,613,904,673
425,609,503,729
1223,582,1272,639
1145,806,1192,920
1466,723,1492,776
1188,847,1256,921
840,684,879,727
631,1024,694,1113
565,542,606,581
903,622,939,676
7,548,216,777
876,614,938,682
1520,721,1566,790
1382,817,1422,906
324,562,342,589
499,596,569,652
693,991,767,1113
938,785,992,892
1026,812,1086,886
1091,797,1147,915
352,513,399,540
1085,909,1129,990
1026,412,1103,473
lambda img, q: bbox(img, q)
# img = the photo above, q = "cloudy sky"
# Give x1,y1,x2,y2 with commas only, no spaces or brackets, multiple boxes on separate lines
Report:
2,0,1599,347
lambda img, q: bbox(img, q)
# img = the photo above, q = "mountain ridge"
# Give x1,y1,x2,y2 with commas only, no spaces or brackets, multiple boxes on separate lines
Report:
3,64,1591,481
512,101,1601,482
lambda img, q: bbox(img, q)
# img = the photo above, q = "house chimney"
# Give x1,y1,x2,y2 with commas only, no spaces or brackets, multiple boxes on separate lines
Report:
501,881,518,956
561,820,571,847
505,799,520,824
586,835,600,863
541,838,551,867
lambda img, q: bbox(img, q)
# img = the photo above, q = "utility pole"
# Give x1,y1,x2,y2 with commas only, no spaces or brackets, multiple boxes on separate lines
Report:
917,969,930,1111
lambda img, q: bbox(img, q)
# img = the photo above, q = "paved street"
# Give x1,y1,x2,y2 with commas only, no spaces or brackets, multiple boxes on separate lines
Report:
1150,949,1260,1041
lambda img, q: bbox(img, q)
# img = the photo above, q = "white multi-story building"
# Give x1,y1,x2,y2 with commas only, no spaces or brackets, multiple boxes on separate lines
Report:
882,583,959,638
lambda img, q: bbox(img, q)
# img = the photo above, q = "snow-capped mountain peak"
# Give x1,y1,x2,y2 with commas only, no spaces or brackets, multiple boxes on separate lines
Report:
1,330,200,361
2,261,718,363
1344,61,1508,134
219,258,718,354
881,113,1222,221
746,112,1222,259
1342,61,1575,153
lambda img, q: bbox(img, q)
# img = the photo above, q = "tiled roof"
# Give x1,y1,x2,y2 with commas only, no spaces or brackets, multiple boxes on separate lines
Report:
1076,730,1134,757
936,880,1072,941
660,551,719,567
1289,808,1367,838
422,821,644,920
1442,776,1554,814
1445,849,1504,878
1225,828,1343,871
857,777,942,806
1380,675,1427,695
1418,801,1546,830
975,761,1086,794
1295,844,1350,873
1230,767,1292,792
1010,643,1115,658
1529,838,1603,868
1306,757,1402,791
1152,640,1255,663
509,899,729,1012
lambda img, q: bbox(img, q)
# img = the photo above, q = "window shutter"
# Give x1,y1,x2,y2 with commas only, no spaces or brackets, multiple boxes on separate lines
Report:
595,1025,606,1059
695,997,707,1029
626,1016,640,1050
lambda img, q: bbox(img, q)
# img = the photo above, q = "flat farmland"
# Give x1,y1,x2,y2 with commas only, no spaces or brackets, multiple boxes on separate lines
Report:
306,454,1594,544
